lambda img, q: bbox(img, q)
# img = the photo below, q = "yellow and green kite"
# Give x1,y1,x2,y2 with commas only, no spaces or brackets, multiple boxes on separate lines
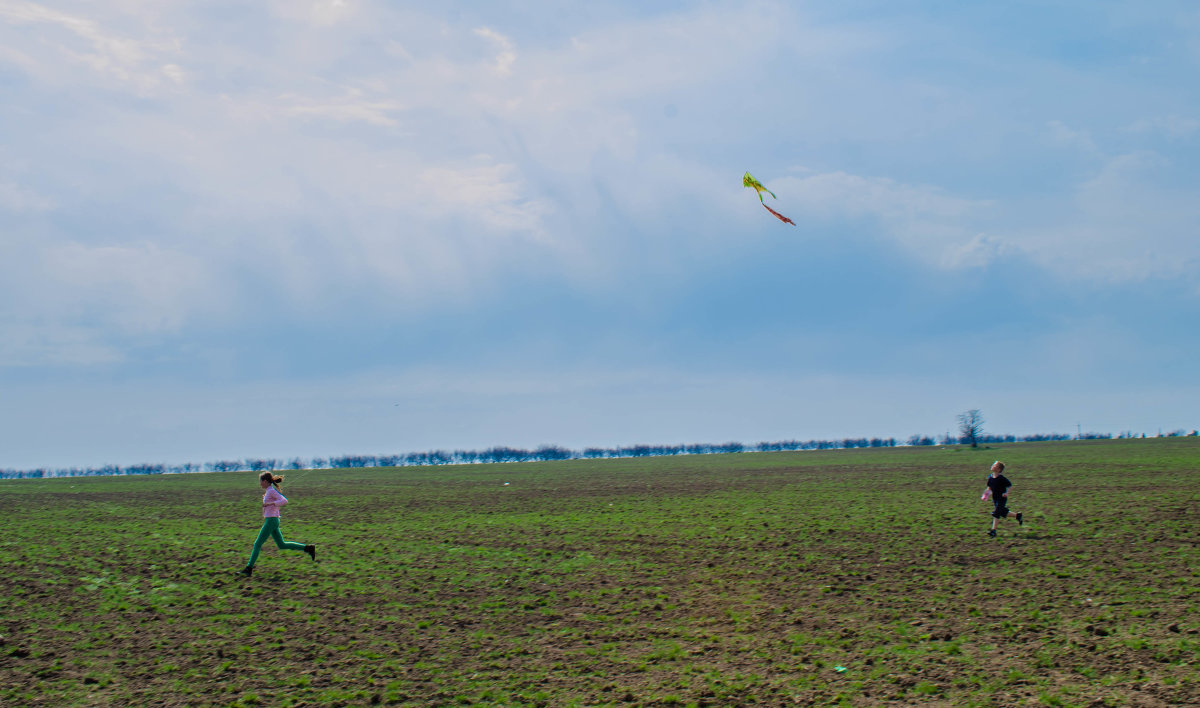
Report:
743,171,795,225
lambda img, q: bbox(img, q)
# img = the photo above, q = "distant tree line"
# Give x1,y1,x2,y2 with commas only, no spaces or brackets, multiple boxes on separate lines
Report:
3,428,1195,480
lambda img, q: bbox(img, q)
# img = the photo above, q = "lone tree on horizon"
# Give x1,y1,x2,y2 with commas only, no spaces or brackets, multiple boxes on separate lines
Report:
958,409,985,448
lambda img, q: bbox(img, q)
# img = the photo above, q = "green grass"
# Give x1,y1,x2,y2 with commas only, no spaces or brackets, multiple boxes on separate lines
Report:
0,437,1198,705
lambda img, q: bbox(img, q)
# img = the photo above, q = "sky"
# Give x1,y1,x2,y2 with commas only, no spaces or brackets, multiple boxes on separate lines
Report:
1,1,1198,470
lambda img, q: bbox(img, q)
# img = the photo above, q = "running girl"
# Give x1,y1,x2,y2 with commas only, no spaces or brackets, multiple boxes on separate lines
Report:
981,460,1023,537
239,472,317,577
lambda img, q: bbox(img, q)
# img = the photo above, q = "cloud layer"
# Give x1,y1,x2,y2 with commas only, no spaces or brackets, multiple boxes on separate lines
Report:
1,0,1198,467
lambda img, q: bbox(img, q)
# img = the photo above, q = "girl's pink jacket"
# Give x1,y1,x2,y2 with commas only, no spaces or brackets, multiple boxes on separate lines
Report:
262,486,289,518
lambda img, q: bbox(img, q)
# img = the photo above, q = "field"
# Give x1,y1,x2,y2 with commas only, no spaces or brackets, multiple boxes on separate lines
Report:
1,438,1198,707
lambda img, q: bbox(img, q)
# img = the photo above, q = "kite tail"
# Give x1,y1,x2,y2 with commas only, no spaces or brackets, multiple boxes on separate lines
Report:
762,203,795,225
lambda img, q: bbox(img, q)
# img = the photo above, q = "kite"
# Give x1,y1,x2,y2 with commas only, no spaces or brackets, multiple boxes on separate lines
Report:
742,172,776,203
743,171,795,225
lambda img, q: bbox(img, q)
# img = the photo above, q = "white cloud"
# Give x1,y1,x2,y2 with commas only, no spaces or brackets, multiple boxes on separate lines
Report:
771,154,1200,284
43,242,215,332
0,237,224,363
2,0,1198,381
275,90,406,127
266,0,356,27
1125,114,1200,139
474,27,516,77
0,180,53,211
461,5,800,172
0,0,182,93
1047,120,1098,152
7,2,777,354
415,160,550,235
1006,152,1200,282
99,5,800,300
942,232,1008,269
161,62,185,85
0,41,37,73
0,322,124,367
774,171,996,268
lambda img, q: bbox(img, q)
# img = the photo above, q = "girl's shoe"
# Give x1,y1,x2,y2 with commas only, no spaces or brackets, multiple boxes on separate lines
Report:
1016,513,1023,526
305,545,317,562
238,566,254,577
987,529,997,537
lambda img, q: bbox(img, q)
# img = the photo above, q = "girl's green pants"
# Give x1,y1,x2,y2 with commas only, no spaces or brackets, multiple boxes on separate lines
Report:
246,517,306,567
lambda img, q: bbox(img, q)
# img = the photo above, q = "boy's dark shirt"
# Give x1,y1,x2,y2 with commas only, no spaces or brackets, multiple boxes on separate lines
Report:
987,474,1012,500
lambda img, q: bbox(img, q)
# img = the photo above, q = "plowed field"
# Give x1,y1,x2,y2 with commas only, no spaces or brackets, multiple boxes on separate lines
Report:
2,438,1198,706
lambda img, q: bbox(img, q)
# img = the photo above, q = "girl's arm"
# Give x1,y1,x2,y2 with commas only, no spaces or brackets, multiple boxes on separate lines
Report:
264,486,288,508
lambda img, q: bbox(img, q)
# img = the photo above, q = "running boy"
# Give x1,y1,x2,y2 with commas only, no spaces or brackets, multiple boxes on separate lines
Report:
981,460,1023,537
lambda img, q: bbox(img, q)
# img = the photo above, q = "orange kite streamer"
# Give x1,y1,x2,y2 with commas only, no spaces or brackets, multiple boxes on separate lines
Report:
762,203,795,225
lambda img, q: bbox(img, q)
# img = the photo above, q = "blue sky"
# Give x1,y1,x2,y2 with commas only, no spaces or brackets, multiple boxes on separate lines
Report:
1,1,1197,469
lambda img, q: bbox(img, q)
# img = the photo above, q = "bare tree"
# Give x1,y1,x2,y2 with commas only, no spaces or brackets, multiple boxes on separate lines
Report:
957,409,985,448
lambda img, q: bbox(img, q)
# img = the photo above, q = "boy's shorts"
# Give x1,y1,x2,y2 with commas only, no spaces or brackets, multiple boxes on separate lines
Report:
992,500,1009,519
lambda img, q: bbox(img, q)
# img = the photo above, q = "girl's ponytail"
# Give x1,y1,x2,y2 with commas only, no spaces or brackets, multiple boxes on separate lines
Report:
259,472,284,486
